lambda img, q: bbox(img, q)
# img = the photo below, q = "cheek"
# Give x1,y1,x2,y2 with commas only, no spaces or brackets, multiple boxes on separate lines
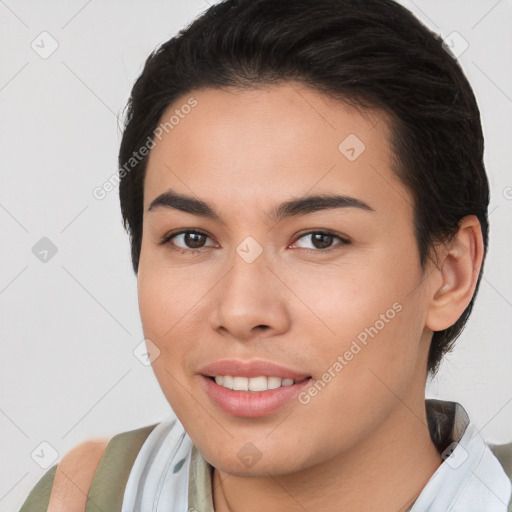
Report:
137,265,187,375
137,269,197,413
288,257,408,340
137,253,201,338
137,273,169,338
293,251,424,391
137,260,210,382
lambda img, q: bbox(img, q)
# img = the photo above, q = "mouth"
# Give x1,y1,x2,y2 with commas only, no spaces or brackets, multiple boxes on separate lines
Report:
197,359,313,417
201,374,313,418
207,375,311,392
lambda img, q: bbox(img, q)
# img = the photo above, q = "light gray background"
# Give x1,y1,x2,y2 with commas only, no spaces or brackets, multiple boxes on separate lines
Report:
1,1,511,510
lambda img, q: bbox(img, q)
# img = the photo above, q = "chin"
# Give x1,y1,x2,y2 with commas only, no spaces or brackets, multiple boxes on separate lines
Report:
200,442,313,478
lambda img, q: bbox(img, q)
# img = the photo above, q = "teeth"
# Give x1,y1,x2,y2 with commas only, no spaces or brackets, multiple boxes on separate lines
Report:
248,376,267,392
233,376,249,391
212,375,301,391
267,376,282,389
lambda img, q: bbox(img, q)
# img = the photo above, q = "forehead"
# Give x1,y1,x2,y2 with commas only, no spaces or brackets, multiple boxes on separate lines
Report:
143,83,411,221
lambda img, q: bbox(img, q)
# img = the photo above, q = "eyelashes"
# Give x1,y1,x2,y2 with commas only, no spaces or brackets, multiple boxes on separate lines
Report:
158,229,351,256
158,230,215,255
293,231,350,252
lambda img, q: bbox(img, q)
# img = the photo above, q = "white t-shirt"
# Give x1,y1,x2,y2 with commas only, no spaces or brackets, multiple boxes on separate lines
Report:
121,400,512,511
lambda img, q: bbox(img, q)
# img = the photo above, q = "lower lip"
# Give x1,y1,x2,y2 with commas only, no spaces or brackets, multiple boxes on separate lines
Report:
201,376,312,418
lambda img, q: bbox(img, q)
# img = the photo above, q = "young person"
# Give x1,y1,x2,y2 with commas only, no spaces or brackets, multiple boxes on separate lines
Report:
19,0,512,510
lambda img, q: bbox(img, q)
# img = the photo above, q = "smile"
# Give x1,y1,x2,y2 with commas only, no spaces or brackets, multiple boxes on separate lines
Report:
211,375,309,392
202,375,313,417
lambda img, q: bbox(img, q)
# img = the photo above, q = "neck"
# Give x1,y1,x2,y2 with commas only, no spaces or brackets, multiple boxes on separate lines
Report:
212,396,442,512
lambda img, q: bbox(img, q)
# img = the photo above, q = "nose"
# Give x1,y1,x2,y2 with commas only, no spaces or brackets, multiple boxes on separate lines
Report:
210,246,291,342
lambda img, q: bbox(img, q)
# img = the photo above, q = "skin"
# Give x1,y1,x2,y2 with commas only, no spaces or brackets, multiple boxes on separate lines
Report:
137,82,484,512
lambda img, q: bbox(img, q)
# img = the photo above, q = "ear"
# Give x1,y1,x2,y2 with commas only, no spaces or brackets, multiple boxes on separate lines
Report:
425,215,485,332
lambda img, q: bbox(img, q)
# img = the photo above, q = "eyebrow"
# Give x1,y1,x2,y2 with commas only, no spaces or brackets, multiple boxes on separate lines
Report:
147,188,375,223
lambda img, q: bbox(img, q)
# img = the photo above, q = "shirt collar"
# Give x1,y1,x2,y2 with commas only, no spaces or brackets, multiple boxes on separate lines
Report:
409,399,511,511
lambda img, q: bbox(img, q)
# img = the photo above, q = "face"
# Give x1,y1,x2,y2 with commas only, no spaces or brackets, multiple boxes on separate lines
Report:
137,83,436,476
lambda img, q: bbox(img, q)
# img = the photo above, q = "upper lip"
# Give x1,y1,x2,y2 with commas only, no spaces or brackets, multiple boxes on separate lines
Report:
199,359,310,380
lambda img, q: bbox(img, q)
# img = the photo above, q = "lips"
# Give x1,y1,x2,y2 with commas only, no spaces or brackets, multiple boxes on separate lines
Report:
197,359,312,417
198,359,311,380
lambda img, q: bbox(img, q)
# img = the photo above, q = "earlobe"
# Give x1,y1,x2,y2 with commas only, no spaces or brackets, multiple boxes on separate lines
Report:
426,215,484,332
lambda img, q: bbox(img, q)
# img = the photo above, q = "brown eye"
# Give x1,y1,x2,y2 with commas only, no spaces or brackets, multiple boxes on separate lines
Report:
292,231,350,252
181,232,207,249
159,230,216,253
310,232,335,249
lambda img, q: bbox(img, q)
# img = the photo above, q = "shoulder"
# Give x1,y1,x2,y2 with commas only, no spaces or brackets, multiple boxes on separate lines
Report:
19,437,110,512
47,438,110,511
19,423,160,512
